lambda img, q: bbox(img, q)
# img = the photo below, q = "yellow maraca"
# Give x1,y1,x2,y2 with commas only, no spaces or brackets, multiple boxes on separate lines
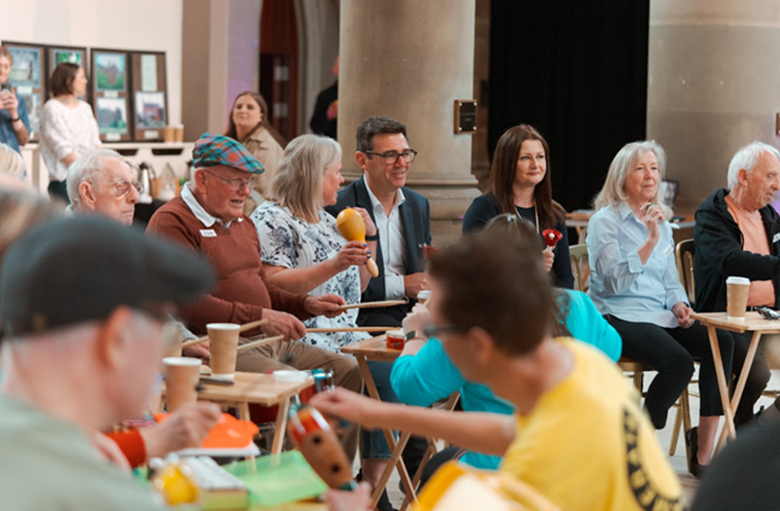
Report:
336,208,380,278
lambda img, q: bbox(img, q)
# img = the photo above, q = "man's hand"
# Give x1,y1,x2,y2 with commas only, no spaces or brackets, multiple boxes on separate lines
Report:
325,482,372,511
672,302,695,329
310,387,386,430
305,294,346,318
92,432,131,473
263,308,307,340
542,249,554,273
402,303,431,338
1,90,19,118
403,272,430,299
141,402,221,459
183,342,210,362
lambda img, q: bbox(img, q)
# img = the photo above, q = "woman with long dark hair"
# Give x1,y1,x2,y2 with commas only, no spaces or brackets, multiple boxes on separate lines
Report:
463,124,573,288
225,91,286,200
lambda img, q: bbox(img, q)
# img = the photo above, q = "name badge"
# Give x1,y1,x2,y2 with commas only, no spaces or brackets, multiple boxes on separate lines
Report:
663,244,673,256
773,233,780,244
200,229,217,238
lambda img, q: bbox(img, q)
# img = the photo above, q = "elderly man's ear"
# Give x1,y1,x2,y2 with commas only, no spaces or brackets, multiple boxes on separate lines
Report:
94,306,137,371
78,181,98,211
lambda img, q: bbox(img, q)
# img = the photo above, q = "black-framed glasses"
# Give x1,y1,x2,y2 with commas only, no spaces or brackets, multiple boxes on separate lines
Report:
364,149,418,165
93,179,143,198
422,323,470,339
203,169,257,191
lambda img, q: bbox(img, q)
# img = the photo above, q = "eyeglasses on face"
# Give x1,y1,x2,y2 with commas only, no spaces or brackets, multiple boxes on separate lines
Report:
422,323,470,339
364,149,418,165
93,180,143,198
203,169,257,191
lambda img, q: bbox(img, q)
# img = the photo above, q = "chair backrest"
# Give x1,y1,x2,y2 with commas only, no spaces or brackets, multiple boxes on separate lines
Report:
675,239,695,306
569,244,590,292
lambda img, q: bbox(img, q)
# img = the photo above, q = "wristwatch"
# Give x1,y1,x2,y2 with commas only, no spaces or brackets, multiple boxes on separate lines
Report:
365,233,379,241
10,116,20,122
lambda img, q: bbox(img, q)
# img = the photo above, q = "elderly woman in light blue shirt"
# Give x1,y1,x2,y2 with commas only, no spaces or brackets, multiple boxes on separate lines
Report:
587,140,733,477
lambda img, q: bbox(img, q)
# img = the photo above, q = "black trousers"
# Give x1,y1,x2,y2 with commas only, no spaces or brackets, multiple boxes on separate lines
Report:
731,331,771,427
606,315,734,429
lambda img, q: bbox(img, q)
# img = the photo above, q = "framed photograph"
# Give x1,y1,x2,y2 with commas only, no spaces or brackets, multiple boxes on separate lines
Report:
1,41,47,141
90,49,131,142
660,179,680,209
48,45,87,75
96,96,129,136
134,91,166,129
130,51,167,141
93,51,127,92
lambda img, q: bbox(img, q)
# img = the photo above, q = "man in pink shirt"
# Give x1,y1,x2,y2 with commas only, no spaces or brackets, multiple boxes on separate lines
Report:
695,141,780,426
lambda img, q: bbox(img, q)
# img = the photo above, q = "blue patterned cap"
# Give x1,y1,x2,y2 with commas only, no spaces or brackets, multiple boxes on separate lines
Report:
192,132,265,174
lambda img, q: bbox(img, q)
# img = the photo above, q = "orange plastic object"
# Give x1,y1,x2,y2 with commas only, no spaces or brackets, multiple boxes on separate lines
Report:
153,412,259,449
336,208,379,277
386,330,405,350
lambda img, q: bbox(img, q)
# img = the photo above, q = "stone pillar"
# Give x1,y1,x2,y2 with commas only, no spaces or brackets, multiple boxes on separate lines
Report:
338,0,480,245
647,0,780,210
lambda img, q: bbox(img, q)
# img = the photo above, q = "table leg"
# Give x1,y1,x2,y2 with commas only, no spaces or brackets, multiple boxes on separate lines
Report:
716,330,763,452
271,398,291,455
706,326,736,447
238,401,251,421
355,356,418,507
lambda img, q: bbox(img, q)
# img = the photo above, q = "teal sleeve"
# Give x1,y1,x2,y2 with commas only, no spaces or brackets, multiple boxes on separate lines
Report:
390,339,468,407
563,290,622,362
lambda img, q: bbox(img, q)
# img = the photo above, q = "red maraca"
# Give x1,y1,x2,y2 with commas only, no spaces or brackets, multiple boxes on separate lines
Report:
542,229,563,252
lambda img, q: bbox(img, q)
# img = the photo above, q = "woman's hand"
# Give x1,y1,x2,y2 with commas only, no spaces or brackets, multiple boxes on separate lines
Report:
310,387,385,429
325,482,372,511
402,303,431,339
542,249,554,273
352,207,377,237
641,202,662,242
1,90,19,118
672,302,695,329
333,240,370,272
141,403,221,459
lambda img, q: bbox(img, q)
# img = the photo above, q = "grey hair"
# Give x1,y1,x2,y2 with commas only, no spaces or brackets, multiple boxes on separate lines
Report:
0,143,26,178
66,149,126,210
727,141,780,191
593,140,672,219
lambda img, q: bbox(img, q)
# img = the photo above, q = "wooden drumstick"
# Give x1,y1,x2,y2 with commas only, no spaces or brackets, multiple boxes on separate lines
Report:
306,326,395,334
236,335,285,352
337,299,408,311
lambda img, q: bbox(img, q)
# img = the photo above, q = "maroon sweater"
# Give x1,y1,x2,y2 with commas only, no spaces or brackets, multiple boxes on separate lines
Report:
147,197,310,335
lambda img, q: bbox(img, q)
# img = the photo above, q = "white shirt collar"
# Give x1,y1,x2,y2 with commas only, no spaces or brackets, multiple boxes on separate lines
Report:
363,175,405,215
181,182,243,228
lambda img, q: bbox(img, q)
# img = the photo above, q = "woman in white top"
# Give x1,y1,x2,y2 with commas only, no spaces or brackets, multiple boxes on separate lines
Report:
225,92,285,208
251,134,375,352
40,63,100,203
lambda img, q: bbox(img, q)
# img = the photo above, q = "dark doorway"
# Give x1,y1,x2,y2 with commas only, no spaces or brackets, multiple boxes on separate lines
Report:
260,0,299,142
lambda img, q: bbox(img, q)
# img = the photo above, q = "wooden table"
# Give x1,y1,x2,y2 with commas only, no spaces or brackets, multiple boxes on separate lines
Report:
341,335,457,511
164,371,314,454
691,311,780,450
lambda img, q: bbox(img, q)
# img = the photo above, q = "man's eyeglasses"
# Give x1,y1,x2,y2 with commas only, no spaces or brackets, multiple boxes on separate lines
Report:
364,149,418,165
203,169,257,191
422,323,470,339
94,180,143,198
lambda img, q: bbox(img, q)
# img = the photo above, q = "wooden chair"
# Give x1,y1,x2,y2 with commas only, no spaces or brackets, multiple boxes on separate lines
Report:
569,244,590,293
675,239,696,307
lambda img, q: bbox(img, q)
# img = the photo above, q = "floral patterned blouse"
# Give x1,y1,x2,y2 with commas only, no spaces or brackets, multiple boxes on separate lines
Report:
251,201,371,352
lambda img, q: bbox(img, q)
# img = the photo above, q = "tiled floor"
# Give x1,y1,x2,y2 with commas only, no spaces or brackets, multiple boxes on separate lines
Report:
379,369,780,509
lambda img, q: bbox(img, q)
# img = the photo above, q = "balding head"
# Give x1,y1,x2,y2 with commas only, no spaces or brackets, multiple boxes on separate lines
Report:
728,142,780,212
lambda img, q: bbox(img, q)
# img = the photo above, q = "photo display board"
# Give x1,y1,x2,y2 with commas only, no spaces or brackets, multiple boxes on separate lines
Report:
91,48,132,142
130,51,168,142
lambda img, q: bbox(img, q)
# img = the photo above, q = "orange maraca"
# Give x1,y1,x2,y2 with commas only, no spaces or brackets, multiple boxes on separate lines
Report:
336,208,379,277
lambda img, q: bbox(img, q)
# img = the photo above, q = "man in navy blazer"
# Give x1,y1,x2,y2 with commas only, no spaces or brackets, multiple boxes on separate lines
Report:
327,116,431,327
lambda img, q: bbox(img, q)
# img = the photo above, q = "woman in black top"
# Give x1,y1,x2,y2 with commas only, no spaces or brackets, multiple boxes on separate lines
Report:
463,124,573,288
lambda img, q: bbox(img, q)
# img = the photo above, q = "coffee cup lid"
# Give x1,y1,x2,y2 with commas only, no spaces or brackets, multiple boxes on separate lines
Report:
163,356,202,367
417,290,431,300
207,323,240,331
726,276,751,286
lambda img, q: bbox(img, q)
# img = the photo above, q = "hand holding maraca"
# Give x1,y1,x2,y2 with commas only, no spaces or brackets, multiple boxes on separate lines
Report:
336,208,380,277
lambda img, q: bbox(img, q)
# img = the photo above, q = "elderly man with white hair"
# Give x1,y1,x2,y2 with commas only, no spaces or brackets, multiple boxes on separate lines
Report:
66,149,141,226
695,141,780,427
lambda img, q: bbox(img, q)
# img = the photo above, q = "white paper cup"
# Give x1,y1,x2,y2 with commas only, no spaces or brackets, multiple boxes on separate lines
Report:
726,276,751,320
417,290,431,304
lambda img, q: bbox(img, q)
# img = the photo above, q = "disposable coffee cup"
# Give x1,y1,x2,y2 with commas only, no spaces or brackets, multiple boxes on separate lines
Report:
208,323,240,379
163,125,175,143
173,124,184,143
727,276,751,320
163,357,201,412
417,290,431,305
162,322,184,359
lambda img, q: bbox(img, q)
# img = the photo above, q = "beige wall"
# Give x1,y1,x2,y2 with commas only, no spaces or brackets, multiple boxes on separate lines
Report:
4,0,183,125
647,0,780,209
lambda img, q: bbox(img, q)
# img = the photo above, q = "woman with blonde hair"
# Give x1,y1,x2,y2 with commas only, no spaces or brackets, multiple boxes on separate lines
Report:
225,91,285,200
0,142,26,178
587,140,733,477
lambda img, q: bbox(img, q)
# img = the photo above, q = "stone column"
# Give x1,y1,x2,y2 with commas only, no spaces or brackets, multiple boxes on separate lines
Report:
339,0,480,245
647,0,780,209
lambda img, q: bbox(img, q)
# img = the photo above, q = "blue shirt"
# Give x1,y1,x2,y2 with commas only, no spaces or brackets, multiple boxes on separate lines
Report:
586,204,688,328
389,289,621,470
0,95,30,153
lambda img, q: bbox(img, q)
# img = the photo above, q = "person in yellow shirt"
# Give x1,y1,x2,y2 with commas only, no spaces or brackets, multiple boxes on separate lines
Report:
311,228,683,511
